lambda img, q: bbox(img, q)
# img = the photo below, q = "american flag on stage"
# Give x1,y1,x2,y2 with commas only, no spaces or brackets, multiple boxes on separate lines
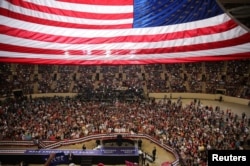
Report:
125,160,138,166
0,0,249,65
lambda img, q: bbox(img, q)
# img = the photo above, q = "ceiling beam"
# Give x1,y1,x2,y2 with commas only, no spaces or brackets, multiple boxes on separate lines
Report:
219,0,250,3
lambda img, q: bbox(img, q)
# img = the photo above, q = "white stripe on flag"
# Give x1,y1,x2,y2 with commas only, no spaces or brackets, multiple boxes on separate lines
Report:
0,43,249,60
0,26,246,50
24,0,133,14
0,14,235,37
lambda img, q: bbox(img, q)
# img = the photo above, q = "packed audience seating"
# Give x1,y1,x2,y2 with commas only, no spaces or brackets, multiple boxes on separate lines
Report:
0,59,249,165
0,63,12,97
165,63,187,93
185,63,202,93
205,61,225,94
0,96,249,165
38,65,55,93
53,65,75,93
0,59,249,99
72,66,96,94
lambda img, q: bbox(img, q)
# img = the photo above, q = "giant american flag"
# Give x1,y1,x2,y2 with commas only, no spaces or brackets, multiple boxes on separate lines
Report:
0,0,250,65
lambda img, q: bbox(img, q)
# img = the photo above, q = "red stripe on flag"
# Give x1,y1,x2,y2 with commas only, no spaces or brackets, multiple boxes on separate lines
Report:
0,20,238,44
131,33,250,54
0,53,249,65
8,0,133,20
57,0,133,5
0,9,132,29
0,43,64,55
0,33,249,55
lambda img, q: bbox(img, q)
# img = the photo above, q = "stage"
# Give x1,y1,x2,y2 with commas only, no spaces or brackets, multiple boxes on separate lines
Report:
0,146,139,165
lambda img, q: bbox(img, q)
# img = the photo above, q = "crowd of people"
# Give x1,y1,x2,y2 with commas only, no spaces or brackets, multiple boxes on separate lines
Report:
0,59,249,165
0,59,249,99
0,95,249,165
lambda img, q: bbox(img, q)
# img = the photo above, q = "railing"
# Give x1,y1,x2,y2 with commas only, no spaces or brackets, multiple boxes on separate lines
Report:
0,133,180,166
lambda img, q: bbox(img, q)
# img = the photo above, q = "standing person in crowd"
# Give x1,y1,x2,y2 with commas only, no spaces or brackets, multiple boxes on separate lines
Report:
152,147,156,162
142,152,146,165
82,144,86,150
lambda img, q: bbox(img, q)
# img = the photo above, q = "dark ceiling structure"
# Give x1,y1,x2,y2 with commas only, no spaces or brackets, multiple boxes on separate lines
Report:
218,0,250,29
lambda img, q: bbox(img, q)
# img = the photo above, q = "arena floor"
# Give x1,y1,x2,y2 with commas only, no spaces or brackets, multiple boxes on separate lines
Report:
55,139,176,166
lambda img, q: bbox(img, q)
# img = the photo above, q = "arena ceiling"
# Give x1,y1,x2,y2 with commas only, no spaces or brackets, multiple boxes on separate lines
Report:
219,0,250,28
